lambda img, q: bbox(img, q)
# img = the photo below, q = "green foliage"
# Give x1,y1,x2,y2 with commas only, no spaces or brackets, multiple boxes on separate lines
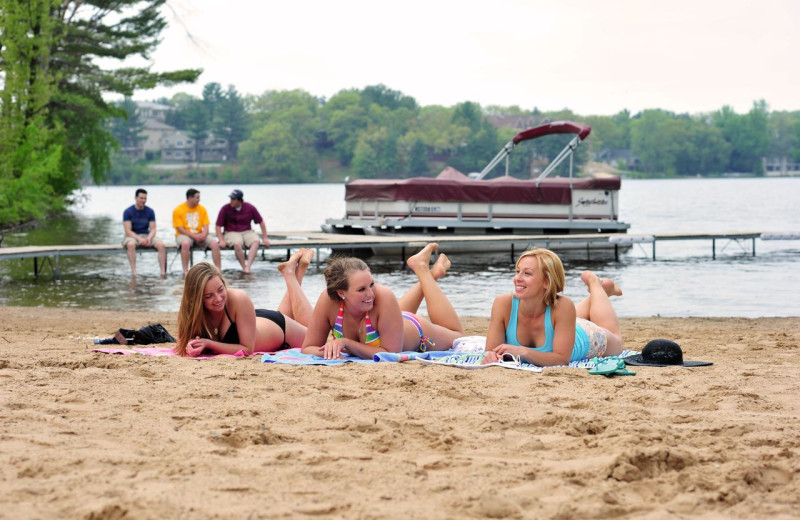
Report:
0,0,200,227
105,152,148,185
0,0,62,224
321,90,370,165
213,85,248,160
446,102,500,174
714,101,770,174
239,120,317,181
109,97,145,150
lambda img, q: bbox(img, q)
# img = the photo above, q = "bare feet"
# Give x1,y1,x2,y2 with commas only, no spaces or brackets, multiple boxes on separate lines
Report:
278,250,304,276
299,248,314,268
406,243,438,273
431,253,451,280
580,270,602,289
580,271,623,296
601,277,623,297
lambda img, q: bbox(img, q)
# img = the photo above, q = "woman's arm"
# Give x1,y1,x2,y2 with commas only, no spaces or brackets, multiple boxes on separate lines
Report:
485,294,510,351
300,291,337,356
366,285,404,354
482,295,513,364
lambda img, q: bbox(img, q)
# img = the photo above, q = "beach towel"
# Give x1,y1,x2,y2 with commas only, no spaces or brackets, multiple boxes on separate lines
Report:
417,349,640,372
92,347,257,359
260,348,454,365
451,336,488,354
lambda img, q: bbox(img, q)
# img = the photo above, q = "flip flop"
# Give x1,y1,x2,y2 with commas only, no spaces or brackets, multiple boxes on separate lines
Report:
588,357,636,377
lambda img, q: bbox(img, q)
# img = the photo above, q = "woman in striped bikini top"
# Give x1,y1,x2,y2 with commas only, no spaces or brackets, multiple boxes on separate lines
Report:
301,243,464,360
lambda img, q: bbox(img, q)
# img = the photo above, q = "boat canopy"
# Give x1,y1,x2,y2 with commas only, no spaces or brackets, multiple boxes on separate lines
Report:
475,120,592,183
344,169,621,204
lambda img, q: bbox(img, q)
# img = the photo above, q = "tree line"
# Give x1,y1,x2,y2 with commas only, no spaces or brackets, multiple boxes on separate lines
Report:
110,86,800,185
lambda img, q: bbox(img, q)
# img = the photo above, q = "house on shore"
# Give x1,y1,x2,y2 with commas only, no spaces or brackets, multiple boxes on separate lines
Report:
119,102,229,163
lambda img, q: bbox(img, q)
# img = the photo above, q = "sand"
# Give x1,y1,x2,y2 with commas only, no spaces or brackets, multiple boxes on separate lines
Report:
1,306,799,519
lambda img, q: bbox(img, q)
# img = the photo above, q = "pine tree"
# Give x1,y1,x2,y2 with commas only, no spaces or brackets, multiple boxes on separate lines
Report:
0,0,201,226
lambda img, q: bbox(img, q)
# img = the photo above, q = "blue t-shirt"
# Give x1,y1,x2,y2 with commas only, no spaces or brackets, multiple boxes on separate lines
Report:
123,205,156,235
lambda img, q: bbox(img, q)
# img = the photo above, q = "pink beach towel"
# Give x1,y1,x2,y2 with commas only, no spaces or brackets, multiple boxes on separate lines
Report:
92,347,256,359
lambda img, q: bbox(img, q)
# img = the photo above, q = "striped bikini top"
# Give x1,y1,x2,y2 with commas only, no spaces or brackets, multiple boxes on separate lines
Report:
331,302,381,347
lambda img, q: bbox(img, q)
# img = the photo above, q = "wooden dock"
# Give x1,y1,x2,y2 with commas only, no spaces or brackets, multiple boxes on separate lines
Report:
0,231,798,279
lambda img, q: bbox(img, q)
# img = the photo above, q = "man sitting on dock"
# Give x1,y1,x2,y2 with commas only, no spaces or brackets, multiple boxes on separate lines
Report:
173,188,221,276
122,188,167,277
215,189,270,274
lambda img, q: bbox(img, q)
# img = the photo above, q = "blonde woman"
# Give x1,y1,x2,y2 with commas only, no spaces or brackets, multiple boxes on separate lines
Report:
301,243,464,360
483,248,624,366
176,249,313,357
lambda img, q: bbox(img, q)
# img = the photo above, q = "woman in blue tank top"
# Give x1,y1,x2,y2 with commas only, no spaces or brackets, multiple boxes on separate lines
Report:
482,248,625,366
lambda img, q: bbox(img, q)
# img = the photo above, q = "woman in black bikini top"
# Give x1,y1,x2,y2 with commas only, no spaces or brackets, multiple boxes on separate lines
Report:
176,249,314,357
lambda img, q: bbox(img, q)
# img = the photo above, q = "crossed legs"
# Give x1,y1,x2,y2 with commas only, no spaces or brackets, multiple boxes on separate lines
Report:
575,271,623,356
276,248,314,326
400,243,464,350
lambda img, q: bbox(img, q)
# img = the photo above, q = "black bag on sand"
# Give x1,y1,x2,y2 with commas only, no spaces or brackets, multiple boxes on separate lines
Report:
95,324,176,345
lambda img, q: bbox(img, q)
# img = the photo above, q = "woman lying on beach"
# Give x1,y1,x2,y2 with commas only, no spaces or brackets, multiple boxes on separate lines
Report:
301,243,464,360
482,248,624,366
176,249,314,357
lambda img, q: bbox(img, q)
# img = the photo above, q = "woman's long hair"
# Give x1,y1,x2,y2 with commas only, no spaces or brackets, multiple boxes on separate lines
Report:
176,262,226,356
516,248,565,308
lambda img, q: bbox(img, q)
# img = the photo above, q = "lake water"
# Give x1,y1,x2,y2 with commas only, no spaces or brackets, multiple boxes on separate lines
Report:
1,178,799,317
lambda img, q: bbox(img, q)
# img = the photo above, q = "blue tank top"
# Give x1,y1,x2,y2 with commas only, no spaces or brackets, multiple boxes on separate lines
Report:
504,296,590,362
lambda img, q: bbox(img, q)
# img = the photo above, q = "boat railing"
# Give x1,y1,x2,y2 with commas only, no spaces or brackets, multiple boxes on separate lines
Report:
473,120,592,185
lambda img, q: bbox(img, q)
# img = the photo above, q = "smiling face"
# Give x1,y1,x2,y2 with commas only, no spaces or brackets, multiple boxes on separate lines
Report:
513,256,547,300
338,269,376,312
202,275,227,313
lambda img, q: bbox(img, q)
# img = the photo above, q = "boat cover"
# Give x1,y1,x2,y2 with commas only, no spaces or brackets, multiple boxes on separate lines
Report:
344,169,621,204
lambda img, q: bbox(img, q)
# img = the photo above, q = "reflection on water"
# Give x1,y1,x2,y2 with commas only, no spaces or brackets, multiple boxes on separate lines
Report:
2,180,800,317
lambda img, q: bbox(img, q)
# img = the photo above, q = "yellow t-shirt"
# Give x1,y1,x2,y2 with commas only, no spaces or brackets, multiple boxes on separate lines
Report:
173,202,210,236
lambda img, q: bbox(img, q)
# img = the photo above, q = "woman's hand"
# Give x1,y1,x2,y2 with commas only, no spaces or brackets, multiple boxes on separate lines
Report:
186,337,209,357
320,338,349,360
481,351,500,364
492,344,527,359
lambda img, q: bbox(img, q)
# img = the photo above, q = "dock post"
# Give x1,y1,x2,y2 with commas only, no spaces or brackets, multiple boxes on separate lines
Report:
712,239,716,260
652,241,656,261
752,237,756,256
614,244,619,261
401,246,406,269
33,257,39,280
510,243,515,263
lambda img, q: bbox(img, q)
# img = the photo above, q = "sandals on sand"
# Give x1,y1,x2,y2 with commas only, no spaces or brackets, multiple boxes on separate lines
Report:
588,357,636,377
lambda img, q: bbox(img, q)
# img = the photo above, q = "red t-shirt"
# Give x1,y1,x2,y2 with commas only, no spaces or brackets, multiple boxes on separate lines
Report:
216,202,263,232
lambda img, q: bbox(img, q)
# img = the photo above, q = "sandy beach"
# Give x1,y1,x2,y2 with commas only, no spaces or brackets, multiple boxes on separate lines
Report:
1,306,799,519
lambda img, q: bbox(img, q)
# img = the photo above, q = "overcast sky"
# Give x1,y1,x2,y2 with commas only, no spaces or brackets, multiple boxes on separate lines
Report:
139,0,799,116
